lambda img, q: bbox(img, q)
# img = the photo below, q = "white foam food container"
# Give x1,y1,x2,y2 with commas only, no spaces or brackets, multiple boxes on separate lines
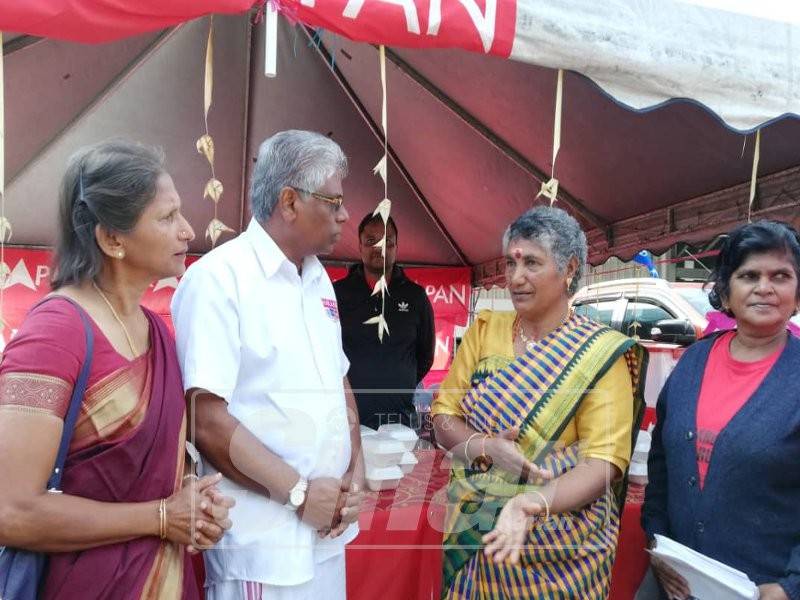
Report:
362,434,406,468
360,425,379,438
632,430,652,464
634,430,652,453
629,460,648,486
377,423,419,452
399,451,418,475
365,464,404,491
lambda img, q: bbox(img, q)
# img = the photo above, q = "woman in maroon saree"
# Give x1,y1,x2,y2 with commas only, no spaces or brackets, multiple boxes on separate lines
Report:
0,140,233,598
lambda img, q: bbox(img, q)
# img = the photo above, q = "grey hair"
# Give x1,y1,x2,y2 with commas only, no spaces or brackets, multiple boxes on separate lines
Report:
250,130,348,222
52,140,166,290
502,206,588,296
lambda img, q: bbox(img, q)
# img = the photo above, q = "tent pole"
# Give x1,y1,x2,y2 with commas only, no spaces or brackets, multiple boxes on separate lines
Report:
239,19,254,232
382,47,609,236
2,35,44,56
303,27,469,266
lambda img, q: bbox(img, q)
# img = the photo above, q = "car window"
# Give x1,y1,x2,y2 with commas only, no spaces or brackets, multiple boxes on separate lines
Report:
675,287,713,317
622,300,674,340
573,300,617,326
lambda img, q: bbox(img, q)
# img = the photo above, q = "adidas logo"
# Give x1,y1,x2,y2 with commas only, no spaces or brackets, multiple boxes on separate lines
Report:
397,301,409,312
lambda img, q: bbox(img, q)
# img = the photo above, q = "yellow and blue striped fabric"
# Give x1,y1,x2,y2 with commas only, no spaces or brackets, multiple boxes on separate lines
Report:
442,315,646,599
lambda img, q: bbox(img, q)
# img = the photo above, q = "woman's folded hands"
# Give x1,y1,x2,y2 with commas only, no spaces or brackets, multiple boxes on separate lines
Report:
166,473,235,552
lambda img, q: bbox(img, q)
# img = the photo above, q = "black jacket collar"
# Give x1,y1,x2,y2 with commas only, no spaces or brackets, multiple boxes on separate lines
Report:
346,262,408,286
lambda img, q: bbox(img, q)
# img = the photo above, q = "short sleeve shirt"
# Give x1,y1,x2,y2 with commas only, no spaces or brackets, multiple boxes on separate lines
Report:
171,219,355,586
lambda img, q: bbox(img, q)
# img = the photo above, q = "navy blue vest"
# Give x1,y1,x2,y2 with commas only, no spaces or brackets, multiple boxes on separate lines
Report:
642,333,800,594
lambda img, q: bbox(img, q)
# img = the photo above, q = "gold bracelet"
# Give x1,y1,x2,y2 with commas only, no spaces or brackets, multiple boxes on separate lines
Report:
158,498,164,540
158,499,167,540
162,499,168,540
529,490,550,522
464,433,482,463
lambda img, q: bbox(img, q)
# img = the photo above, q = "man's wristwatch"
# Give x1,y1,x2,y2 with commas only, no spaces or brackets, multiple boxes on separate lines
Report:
286,477,308,512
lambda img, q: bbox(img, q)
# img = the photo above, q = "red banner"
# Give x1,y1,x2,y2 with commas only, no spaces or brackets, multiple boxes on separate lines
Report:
290,0,517,58
0,1,516,59
0,250,471,384
0,248,193,348
0,0,254,43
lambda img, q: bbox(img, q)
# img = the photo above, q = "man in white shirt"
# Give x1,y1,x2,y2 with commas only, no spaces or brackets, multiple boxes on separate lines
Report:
171,130,365,600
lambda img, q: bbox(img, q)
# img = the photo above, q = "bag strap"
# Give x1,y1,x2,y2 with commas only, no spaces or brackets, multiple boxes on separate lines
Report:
31,296,95,492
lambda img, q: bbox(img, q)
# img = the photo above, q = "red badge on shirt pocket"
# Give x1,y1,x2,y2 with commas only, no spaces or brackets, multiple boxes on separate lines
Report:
322,298,339,321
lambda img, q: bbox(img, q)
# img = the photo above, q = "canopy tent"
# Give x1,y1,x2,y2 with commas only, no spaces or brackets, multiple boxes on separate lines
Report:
1,1,799,286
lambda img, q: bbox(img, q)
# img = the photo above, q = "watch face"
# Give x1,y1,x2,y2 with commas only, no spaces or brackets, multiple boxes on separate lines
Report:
290,488,306,507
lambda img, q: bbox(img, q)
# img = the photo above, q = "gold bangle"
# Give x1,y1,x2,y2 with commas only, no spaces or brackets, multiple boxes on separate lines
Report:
529,490,550,522
159,499,167,540
464,433,482,463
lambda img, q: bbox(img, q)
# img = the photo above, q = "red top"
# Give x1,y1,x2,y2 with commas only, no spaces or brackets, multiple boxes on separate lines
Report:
0,298,148,418
695,331,782,487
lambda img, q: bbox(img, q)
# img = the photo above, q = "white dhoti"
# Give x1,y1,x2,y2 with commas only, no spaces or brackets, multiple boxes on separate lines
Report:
205,552,346,600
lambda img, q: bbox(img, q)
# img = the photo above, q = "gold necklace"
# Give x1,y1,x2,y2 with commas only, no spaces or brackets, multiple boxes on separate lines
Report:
516,323,539,353
92,281,139,357
514,312,571,353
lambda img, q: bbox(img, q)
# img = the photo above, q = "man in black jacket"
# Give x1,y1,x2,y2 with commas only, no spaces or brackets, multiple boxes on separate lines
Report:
334,213,435,430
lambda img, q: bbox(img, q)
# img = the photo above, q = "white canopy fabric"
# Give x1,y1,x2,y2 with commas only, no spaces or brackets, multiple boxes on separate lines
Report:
510,0,800,132
290,0,800,132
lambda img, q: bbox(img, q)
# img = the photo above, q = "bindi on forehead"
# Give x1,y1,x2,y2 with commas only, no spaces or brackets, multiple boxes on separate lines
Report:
511,248,523,259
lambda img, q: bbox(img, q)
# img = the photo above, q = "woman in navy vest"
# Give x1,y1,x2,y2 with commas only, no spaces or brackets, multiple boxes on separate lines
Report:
642,220,800,600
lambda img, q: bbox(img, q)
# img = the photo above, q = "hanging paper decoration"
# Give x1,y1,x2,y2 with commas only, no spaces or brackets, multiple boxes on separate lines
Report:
372,155,387,183
537,69,563,206
197,17,234,247
364,45,392,341
748,129,761,222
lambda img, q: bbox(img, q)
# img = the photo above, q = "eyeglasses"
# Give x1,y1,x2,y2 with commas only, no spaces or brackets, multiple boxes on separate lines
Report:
293,187,345,211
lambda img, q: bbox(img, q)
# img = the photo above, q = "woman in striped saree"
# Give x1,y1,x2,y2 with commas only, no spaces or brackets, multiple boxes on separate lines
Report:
432,206,646,599
0,140,234,598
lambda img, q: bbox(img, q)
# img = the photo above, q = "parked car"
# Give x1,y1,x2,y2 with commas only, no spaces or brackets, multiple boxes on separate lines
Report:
571,278,711,347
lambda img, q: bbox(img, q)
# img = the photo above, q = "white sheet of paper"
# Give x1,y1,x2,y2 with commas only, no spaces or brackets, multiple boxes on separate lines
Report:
649,535,758,600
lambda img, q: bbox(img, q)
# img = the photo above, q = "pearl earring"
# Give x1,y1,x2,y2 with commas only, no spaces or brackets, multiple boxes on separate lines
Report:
117,251,124,259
